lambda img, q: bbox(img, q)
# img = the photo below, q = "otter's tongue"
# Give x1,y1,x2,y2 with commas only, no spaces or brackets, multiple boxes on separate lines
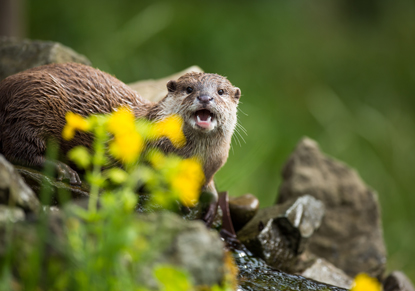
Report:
195,109,212,129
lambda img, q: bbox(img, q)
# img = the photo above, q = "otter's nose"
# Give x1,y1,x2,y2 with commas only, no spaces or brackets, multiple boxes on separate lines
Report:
197,95,213,104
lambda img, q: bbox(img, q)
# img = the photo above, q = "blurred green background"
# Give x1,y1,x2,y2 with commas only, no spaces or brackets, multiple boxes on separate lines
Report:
21,0,415,282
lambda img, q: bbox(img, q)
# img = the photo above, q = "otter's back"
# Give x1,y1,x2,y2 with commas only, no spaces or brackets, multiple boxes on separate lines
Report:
0,62,152,164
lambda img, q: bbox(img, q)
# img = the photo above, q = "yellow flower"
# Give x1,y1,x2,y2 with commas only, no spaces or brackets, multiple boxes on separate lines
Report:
106,107,145,164
153,115,186,148
107,107,136,136
109,131,143,164
148,152,204,207
62,112,90,140
171,157,205,207
147,150,167,170
351,273,382,291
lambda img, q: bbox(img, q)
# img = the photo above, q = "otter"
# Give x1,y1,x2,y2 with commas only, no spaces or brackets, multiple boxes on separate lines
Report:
0,63,241,222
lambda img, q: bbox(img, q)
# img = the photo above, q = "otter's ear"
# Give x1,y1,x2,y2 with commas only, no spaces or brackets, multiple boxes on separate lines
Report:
234,87,241,100
167,80,177,92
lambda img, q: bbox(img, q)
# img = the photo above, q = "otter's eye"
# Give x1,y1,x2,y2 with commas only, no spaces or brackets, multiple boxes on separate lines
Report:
186,87,193,94
218,89,224,95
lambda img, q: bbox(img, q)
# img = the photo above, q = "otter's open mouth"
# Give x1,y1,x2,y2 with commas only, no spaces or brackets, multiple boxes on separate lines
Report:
194,109,215,129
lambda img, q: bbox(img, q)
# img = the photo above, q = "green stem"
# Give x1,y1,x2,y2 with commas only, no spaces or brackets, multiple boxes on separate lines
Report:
88,117,106,213
88,161,101,213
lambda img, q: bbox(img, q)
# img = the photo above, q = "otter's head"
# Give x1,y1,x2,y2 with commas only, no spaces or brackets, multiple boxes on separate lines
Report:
162,72,241,136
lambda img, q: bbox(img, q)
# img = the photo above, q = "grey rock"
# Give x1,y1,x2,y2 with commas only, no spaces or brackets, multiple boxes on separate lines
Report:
229,193,259,232
42,206,60,213
0,208,227,290
384,271,415,291
301,258,353,289
237,195,325,272
138,211,225,288
0,155,40,212
237,203,286,240
0,211,66,259
0,36,91,81
128,66,203,102
276,195,325,254
234,248,348,291
0,205,25,223
15,166,90,205
277,137,387,278
255,218,297,271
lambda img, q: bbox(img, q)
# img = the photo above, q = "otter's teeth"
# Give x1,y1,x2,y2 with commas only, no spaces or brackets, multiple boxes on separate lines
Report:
196,115,212,123
195,112,213,129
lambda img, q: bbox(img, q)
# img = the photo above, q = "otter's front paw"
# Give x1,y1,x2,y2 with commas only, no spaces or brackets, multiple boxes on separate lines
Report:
199,191,218,227
55,161,82,186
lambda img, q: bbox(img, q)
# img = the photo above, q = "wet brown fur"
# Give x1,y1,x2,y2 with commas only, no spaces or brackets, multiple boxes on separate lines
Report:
147,71,241,190
0,63,151,167
0,63,241,193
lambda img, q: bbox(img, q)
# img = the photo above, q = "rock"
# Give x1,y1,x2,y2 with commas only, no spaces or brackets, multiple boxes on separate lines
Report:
138,211,226,288
0,155,40,212
43,206,60,213
233,247,347,291
277,137,387,278
276,195,325,255
237,201,296,271
0,205,25,223
301,258,353,289
0,37,91,81
237,195,325,272
0,211,66,263
229,193,259,232
0,207,229,290
15,166,90,205
383,271,415,291
128,66,203,102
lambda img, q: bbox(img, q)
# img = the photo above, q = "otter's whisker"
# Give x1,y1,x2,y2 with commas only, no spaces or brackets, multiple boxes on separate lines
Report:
238,108,248,116
234,128,246,145
236,122,248,136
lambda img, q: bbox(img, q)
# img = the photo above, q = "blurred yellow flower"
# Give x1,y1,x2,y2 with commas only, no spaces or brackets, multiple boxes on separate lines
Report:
106,107,144,164
153,115,186,148
109,131,143,164
62,112,90,140
351,273,382,291
148,150,166,170
148,151,204,207
171,157,204,207
107,107,136,136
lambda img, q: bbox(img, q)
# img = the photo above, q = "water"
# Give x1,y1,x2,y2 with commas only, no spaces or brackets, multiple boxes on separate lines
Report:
233,248,347,291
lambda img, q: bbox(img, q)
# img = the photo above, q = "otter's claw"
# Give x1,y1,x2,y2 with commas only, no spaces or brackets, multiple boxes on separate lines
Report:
202,201,218,227
198,190,219,227
55,161,82,186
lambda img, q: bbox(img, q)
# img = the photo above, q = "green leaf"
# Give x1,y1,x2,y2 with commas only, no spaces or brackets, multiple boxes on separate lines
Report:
105,168,129,184
86,172,107,188
68,146,91,169
154,265,192,291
